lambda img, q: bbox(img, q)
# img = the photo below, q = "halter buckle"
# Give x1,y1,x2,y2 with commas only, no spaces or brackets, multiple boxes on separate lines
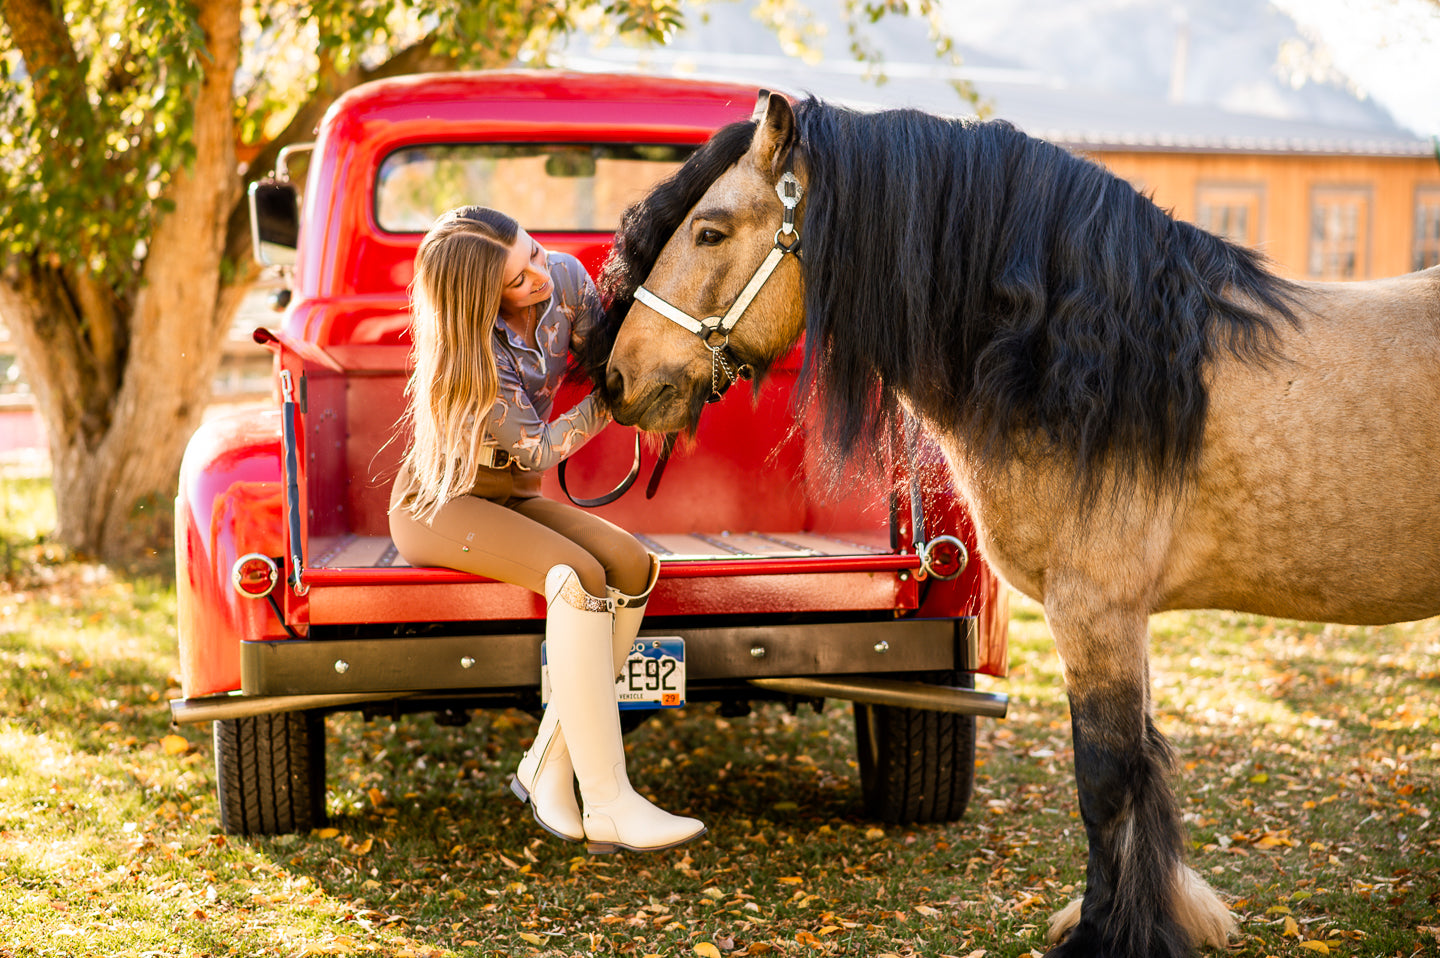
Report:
776,171,802,240
699,318,729,350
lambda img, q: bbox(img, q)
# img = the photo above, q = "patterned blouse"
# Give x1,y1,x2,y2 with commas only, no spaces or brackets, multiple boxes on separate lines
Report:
486,252,609,471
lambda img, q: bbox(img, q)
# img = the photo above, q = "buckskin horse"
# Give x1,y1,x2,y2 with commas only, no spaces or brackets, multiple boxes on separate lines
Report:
578,92,1440,957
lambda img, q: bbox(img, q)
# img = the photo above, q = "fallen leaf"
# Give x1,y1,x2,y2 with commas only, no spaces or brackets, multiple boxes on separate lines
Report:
161,734,189,755
314,828,340,840
349,837,373,855
1297,942,1330,954
695,944,722,958
915,904,941,917
1283,916,1300,938
518,932,545,945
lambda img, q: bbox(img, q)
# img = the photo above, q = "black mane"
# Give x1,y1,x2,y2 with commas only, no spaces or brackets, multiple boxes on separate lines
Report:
569,118,758,390
597,97,1300,495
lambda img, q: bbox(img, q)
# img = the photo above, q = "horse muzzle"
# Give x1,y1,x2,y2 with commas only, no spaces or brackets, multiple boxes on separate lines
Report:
604,366,698,433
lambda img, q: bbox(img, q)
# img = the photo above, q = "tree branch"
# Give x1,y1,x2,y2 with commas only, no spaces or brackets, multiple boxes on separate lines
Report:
0,0,86,109
220,33,461,285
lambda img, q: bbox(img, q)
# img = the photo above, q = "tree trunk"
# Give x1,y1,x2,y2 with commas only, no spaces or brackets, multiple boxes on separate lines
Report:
0,6,481,564
0,0,243,563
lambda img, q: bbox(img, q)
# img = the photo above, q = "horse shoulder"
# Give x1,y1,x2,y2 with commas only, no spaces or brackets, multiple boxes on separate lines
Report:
936,437,1176,615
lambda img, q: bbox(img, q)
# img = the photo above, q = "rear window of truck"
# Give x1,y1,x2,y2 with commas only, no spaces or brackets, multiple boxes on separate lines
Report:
375,143,696,233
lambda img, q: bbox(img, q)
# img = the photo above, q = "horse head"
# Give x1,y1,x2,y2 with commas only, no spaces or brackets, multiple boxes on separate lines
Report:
605,94,809,433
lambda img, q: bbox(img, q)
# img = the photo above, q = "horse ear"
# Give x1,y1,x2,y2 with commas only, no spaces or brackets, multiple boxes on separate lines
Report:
750,90,771,122
748,93,795,179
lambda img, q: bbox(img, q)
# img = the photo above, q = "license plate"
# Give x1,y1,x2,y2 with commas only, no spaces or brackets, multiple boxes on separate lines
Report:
540,637,685,709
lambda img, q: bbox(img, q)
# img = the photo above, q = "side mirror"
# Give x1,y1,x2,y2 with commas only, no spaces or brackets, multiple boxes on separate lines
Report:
248,179,299,268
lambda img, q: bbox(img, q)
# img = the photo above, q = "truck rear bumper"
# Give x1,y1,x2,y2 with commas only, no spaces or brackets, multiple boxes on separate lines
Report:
170,677,1007,724
169,617,1008,723
240,617,974,695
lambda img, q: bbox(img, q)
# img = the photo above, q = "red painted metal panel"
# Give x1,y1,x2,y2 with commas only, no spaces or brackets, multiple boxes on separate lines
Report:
288,71,763,340
301,553,919,589
183,71,1009,696
306,581,543,626
175,411,288,697
302,570,903,625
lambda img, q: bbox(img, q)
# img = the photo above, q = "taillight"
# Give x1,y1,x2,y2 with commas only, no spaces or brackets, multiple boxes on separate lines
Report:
232,553,280,598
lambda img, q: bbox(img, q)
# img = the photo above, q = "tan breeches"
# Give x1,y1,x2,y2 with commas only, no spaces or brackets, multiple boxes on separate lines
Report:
389,492,651,599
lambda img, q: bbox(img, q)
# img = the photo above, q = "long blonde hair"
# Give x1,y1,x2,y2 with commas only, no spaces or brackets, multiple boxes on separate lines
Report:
398,207,519,522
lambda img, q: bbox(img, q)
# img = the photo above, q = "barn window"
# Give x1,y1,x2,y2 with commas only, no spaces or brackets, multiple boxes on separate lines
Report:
1308,187,1371,280
1415,187,1440,272
1195,183,1264,247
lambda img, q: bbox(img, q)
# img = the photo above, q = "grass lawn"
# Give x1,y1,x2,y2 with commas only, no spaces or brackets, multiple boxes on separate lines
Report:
1,473,1438,957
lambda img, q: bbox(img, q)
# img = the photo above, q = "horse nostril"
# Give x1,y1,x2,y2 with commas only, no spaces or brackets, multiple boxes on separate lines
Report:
605,366,625,400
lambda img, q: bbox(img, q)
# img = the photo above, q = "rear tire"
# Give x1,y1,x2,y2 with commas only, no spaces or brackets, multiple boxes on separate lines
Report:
853,671,977,824
214,711,327,835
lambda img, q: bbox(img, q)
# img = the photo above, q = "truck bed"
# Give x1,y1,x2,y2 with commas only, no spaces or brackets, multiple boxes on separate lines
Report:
282,336,935,626
311,529,893,569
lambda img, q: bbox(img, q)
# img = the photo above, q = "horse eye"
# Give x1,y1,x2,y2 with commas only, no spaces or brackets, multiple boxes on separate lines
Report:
696,228,724,246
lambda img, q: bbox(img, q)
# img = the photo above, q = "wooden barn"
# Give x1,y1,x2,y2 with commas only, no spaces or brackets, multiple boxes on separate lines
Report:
1069,134,1440,281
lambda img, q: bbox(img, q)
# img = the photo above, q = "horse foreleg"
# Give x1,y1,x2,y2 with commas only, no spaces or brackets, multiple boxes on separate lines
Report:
1041,601,1230,958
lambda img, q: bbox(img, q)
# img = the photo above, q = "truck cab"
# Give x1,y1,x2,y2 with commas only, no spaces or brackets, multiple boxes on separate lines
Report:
173,71,1008,836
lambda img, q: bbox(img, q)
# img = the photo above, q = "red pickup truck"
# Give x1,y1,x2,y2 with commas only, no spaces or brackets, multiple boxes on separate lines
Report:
171,71,1009,836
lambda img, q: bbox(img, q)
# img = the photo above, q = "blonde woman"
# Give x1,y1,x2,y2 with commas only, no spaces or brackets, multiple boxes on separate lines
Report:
388,206,705,854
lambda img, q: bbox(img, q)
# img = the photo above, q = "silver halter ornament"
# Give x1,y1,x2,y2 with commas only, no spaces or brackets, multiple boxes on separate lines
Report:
632,169,804,403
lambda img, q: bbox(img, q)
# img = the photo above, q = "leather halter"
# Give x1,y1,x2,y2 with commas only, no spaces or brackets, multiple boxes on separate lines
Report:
632,168,804,403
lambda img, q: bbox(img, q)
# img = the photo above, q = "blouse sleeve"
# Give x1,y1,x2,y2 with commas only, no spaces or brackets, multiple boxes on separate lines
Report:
487,352,611,472
565,260,606,354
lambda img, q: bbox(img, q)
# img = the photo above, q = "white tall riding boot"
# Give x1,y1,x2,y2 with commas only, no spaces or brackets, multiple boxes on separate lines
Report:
509,557,662,843
543,564,706,854
608,552,661,666
510,693,586,842
509,555,674,846
509,576,626,844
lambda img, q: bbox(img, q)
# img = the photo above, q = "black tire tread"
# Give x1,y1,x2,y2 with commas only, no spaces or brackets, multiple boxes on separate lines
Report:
214,711,326,836
854,670,976,824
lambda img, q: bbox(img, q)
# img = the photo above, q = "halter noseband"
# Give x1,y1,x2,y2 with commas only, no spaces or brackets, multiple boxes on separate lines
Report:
632,168,804,403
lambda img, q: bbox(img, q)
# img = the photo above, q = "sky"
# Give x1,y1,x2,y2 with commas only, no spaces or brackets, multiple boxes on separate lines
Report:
1268,0,1440,137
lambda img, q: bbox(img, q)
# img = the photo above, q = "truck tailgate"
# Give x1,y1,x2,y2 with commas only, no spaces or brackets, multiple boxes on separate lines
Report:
299,530,920,623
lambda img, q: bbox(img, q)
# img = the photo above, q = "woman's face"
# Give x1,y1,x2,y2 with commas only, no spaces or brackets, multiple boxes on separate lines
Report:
498,228,552,317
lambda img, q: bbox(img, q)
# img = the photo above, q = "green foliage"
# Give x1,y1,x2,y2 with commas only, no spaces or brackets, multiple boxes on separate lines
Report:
2,553,1438,955
1,480,1436,955
0,0,978,299
0,0,204,289
0,0,705,295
